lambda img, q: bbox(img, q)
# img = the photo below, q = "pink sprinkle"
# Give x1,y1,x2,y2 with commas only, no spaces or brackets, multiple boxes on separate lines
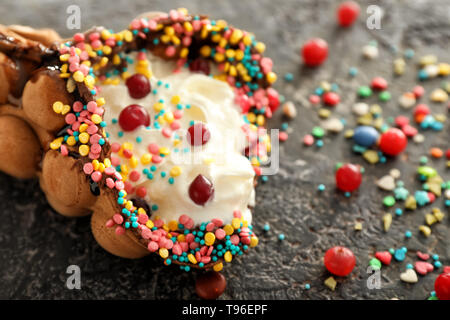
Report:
200,246,208,256
111,142,121,153
185,233,195,243
88,153,100,160
91,170,102,182
69,63,79,73
154,219,164,228
79,51,89,61
215,228,226,240
73,33,85,42
206,246,213,256
148,241,159,252
104,166,115,175
201,256,211,264
260,57,273,74
152,155,162,164
165,46,176,57
79,64,89,76
89,134,100,145
114,172,122,180
106,178,115,189
184,219,194,230
279,131,288,141
241,236,251,245
91,144,101,154
233,210,242,218
138,214,148,224
150,233,160,242
115,181,124,190
87,125,98,135
206,222,215,232
72,122,81,132
230,234,240,245
211,218,223,227
180,242,189,252
130,19,141,29
60,145,68,156
170,121,181,130
172,243,182,256
309,94,321,104
105,219,114,228
73,101,83,112
182,36,192,46
148,143,159,155
141,228,151,239
129,170,140,182
303,134,314,146
115,226,125,235
91,39,102,49
179,214,190,224
190,242,199,250
83,163,94,175
87,101,97,112
173,110,183,119
195,251,202,262
113,214,123,225
162,128,172,138
111,156,120,167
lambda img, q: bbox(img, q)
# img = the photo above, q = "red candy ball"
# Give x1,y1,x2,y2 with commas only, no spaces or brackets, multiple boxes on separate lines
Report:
435,272,450,300
337,1,360,27
187,123,211,146
371,77,388,91
378,128,408,156
335,163,362,192
189,174,214,206
324,246,356,276
118,104,150,132
323,92,340,106
301,38,328,67
125,73,151,99
267,87,280,112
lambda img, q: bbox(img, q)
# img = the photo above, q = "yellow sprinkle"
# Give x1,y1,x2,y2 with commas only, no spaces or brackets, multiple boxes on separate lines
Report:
250,236,259,247
419,225,431,237
129,156,138,168
204,232,216,246
170,166,182,177
213,262,223,272
59,54,69,62
159,248,169,259
242,35,252,46
96,98,105,106
141,153,152,165
146,220,154,229
120,164,129,175
153,102,164,112
256,114,265,126
113,54,121,65
183,21,193,32
100,57,109,67
255,42,266,53
61,104,71,115
164,111,174,123
168,220,178,231
203,157,215,165
66,136,76,146
247,112,256,123
49,137,64,150
266,72,277,84
73,70,85,82
231,218,241,229
224,251,232,263
79,145,90,157
98,163,105,173
214,52,225,63
171,95,181,105
60,64,68,73
79,123,88,132
92,160,100,170
159,147,170,156
180,47,189,59
200,45,211,57
78,132,90,144
223,224,234,236
137,208,146,215
211,34,221,43
177,234,186,242
188,253,197,264
59,72,70,79
229,29,243,44
125,201,133,211
124,30,133,42
52,101,63,114
91,114,102,124
103,158,111,167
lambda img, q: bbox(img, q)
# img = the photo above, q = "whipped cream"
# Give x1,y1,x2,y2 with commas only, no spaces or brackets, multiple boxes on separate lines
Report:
101,52,255,226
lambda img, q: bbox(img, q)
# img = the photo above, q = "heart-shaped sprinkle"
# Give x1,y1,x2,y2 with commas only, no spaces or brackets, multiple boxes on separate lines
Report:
376,175,396,191
414,261,434,275
375,251,392,265
416,251,430,261
400,269,418,283
394,248,406,262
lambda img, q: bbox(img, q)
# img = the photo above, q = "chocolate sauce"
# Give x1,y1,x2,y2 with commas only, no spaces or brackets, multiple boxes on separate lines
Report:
130,197,151,215
89,179,100,196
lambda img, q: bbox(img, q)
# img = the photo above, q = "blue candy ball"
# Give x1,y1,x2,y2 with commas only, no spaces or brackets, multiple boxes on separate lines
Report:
353,126,379,147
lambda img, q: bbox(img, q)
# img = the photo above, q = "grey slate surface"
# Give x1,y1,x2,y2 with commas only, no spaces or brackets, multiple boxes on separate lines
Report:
0,0,449,299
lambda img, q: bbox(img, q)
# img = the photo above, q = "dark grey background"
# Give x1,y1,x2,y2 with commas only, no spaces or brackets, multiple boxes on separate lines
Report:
0,0,448,299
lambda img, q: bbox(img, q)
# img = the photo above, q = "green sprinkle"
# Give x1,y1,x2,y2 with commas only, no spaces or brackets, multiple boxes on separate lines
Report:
358,86,372,98
383,196,396,207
